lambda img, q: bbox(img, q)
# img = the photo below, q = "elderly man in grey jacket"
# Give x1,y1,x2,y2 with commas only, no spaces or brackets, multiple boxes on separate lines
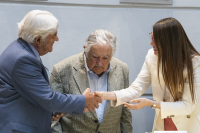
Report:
50,29,132,133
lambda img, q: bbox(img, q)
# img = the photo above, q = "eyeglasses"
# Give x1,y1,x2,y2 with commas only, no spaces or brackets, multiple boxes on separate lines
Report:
149,32,154,41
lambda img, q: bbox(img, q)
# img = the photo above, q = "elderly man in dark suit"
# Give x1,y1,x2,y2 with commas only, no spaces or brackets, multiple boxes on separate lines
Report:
0,10,101,133
51,29,132,133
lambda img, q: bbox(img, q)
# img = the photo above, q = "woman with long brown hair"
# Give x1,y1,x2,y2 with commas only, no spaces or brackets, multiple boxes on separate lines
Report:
95,17,200,132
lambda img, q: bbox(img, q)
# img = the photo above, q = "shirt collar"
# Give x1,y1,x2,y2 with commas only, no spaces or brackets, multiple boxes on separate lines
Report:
83,53,111,75
28,43,41,62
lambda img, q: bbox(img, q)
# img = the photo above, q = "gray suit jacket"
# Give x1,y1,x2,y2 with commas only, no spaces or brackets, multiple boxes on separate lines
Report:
50,52,132,133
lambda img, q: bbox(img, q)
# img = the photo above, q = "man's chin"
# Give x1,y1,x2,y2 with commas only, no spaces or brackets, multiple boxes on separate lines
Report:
94,71,103,75
49,48,53,52
93,70,104,76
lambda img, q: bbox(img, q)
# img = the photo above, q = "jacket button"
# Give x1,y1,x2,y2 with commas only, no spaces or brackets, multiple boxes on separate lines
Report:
94,120,98,123
187,115,190,118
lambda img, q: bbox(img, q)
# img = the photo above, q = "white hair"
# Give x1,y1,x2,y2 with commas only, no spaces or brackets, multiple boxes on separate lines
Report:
84,29,117,56
18,10,59,44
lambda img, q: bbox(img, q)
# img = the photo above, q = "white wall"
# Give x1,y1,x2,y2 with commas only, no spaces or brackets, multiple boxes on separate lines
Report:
0,0,200,132
12,0,200,7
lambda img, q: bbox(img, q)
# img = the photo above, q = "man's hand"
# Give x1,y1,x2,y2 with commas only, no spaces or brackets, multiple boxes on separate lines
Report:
52,113,65,121
82,88,102,111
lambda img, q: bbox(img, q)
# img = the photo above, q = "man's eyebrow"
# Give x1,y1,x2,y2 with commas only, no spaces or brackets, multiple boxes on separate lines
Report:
105,55,110,58
92,53,97,56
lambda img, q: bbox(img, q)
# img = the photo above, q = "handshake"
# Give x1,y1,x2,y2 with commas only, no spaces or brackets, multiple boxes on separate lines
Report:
83,88,104,112
52,88,104,121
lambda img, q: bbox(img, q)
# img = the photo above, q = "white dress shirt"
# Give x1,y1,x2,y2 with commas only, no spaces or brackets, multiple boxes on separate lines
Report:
83,54,111,123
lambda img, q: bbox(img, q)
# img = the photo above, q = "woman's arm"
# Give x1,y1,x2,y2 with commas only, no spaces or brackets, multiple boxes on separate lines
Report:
95,58,152,106
94,91,117,100
123,98,161,110
123,57,200,114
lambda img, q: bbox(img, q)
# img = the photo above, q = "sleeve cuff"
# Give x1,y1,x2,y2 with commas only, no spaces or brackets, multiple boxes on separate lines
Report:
110,91,124,107
77,95,86,115
160,101,170,119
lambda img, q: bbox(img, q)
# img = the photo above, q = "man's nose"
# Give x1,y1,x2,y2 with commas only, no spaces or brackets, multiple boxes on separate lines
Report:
97,59,103,66
55,36,59,41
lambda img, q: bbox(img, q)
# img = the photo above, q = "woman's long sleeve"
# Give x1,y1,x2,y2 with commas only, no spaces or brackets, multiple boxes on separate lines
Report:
111,59,151,107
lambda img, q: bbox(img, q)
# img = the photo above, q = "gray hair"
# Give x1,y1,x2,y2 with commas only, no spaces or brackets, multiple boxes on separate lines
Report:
84,29,117,56
18,10,59,44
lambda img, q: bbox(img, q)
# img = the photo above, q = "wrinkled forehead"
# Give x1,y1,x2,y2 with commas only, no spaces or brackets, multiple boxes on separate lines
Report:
91,52,110,58
89,43,112,57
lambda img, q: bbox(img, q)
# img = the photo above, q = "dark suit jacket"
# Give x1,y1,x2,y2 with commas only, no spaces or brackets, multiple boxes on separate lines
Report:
50,52,132,133
0,38,85,133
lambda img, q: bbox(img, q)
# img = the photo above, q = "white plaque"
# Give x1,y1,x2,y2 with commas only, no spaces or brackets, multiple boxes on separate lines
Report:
154,131,187,133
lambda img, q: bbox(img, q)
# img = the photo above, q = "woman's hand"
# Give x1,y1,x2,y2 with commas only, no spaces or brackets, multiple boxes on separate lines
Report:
123,98,153,110
94,91,104,100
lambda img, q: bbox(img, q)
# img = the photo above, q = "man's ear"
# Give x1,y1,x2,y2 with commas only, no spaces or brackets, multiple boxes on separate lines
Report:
35,36,42,46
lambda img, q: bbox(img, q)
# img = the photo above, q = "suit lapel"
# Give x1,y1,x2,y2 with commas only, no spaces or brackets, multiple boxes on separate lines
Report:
18,38,49,83
73,52,98,118
152,61,165,100
152,61,166,119
102,61,118,121
73,66,89,93
73,53,90,94
42,65,49,83
107,62,118,92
